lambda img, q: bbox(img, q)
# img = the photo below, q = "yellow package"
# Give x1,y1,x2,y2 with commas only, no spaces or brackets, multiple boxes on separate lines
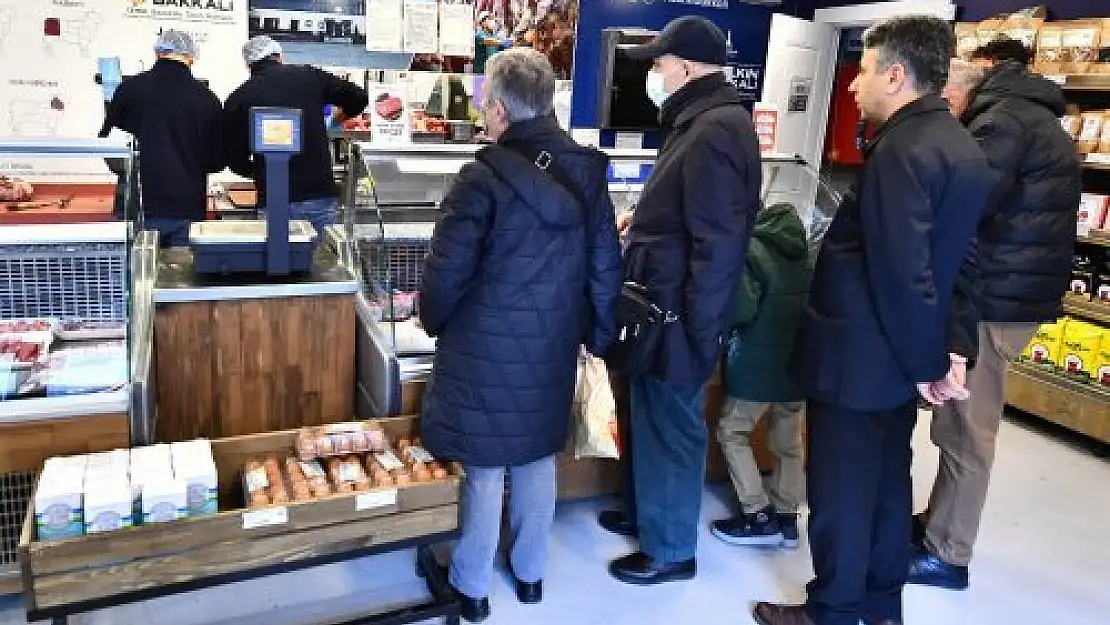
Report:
1096,331,1110,388
1057,319,1103,380
1023,320,1064,366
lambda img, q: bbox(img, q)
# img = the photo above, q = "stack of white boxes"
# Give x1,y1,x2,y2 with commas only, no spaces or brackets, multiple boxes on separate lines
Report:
34,440,218,540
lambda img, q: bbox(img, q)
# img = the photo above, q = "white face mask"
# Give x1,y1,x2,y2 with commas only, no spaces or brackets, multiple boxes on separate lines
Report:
645,70,669,108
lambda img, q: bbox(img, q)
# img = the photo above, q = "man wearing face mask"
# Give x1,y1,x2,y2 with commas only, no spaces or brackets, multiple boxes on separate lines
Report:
599,15,761,586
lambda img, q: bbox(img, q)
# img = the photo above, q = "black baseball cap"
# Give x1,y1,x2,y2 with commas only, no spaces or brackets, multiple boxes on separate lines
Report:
624,16,727,66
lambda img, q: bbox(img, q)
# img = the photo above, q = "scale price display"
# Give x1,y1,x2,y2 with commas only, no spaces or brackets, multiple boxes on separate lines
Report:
250,107,303,154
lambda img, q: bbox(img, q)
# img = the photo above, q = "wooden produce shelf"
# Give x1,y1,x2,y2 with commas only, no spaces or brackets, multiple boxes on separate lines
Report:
1064,296,1110,325
1078,230,1110,248
1084,161,1110,172
19,416,459,616
1006,361,1110,444
1055,74,1110,92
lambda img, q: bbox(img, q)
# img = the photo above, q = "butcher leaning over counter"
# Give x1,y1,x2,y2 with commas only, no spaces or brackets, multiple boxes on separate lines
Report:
98,30,224,246
223,35,369,237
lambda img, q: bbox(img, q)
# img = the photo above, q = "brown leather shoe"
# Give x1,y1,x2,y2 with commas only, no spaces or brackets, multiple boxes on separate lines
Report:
752,603,817,625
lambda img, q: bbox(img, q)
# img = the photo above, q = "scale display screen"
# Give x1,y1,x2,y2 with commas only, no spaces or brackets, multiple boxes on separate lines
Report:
249,107,302,153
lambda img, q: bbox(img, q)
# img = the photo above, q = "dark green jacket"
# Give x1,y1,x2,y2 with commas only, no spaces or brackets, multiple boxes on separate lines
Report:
725,203,813,402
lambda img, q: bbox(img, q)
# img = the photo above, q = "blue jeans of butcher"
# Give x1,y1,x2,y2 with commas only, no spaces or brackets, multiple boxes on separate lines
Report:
449,454,557,600
629,374,707,563
288,197,339,239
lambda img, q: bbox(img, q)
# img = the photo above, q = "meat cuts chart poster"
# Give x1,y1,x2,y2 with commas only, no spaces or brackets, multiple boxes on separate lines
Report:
0,0,247,180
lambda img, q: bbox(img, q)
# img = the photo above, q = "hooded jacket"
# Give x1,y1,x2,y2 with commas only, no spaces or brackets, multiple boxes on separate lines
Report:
418,115,621,467
725,203,812,403
962,62,1081,322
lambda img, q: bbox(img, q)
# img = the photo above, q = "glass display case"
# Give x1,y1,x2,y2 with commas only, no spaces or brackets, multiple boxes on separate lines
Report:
0,138,152,426
328,141,655,416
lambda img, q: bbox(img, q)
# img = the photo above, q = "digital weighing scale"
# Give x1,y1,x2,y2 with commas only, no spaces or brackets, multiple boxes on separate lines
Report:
189,107,318,276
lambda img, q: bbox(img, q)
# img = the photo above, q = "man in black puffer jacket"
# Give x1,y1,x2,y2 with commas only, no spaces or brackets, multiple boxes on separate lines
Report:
910,53,1081,591
419,48,620,623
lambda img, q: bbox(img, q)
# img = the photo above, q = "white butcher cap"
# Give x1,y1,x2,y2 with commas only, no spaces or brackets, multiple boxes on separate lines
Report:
154,30,198,58
243,35,283,64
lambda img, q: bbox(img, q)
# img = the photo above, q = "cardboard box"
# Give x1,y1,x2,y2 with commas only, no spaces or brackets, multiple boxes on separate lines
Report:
83,479,133,534
171,440,218,516
141,478,188,524
34,462,84,541
1023,320,1065,366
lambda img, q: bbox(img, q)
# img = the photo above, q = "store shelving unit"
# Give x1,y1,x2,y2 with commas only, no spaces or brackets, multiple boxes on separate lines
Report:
1005,75,1110,443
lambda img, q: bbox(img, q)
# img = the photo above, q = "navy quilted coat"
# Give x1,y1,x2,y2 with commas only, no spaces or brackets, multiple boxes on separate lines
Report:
418,116,622,467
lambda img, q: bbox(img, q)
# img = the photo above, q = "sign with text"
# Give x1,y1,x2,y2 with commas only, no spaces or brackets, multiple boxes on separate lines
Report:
369,85,411,145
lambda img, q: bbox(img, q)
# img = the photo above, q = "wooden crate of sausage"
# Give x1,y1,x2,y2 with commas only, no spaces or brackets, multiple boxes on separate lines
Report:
18,416,460,614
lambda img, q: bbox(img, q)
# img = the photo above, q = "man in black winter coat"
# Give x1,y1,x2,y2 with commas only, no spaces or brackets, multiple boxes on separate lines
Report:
755,17,994,625
99,30,224,247
598,16,761,586
418,48,621,623
223,36,368,237
909,53,1082,591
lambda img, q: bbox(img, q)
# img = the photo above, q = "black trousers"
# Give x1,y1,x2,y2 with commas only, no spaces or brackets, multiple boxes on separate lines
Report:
612,372,637,519
805,399,918,625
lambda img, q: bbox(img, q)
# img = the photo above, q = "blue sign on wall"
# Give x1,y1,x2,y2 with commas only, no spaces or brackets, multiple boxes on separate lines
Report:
570,0,773,130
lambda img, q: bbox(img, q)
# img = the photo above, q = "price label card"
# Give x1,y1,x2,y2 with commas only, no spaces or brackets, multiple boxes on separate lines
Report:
356,489,399,511
242,506,288,530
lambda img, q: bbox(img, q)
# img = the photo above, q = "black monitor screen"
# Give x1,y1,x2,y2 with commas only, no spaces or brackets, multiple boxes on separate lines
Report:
604,50,657,131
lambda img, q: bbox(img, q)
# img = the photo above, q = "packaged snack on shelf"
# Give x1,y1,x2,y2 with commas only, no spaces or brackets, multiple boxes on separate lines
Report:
1060,115,1082,141
1060,20,1103,75
1077,112,1105,154
1072,252,1096,298
1078,194,1109,235
1023,320,1064,366
975,18,1004,50
955,23,981,60
1095,333,1110,387
1098,19,1110,74
1034,25,1064,74
1057,319,1103,381
1001,12,1044,53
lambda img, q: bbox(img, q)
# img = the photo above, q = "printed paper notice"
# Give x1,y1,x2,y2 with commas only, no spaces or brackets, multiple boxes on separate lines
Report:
356,489,399,511
242,506,288,530
369,85,411,145
440,1,475,57
404,0,439,54
366,0,404,52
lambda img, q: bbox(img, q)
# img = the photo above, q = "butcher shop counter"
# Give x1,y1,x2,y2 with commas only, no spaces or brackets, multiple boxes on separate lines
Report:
152,248,359,443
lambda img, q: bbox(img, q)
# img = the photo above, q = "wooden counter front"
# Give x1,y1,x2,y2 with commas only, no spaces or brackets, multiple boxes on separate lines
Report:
0,413,130,475
154,294,355,441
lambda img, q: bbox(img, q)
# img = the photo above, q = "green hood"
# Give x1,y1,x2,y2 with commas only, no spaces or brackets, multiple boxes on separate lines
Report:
753,203,807,262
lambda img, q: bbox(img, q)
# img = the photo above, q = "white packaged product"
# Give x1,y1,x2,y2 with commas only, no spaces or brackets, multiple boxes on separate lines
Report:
35,468,84,541
141,478,187,524
84,479,134,534
171,440,218,516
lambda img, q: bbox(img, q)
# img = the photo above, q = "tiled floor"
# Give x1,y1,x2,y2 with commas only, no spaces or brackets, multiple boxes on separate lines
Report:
1,412,1107,625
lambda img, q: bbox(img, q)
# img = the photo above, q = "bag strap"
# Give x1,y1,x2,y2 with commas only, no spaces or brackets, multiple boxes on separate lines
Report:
496,139,588,209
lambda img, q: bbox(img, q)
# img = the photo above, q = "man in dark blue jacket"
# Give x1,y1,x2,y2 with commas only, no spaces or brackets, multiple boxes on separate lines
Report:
599,16,761,586
418,48,620,623
99,30,223,246
754,16,995,625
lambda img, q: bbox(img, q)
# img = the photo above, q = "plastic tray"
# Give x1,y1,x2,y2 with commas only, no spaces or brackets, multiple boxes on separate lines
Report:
189,220,317,245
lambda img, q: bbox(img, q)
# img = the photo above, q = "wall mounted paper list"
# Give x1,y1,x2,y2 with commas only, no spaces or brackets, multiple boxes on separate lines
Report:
440,1,475,57
366,0,404,52
404,0,439,54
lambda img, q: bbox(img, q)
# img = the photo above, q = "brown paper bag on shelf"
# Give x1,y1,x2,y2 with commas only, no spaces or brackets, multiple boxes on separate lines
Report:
1060,20,1103,75
1078,112,1105,154
976,18,1005,49
1060,115,1082,143
1096,19,1110,75
955,23,981,60
1001,14,1044,55
1034,25,1065,74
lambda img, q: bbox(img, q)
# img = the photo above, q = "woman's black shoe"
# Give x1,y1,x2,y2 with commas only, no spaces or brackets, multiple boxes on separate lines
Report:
598,509,638,536
448,582,490,623
507,562,543,604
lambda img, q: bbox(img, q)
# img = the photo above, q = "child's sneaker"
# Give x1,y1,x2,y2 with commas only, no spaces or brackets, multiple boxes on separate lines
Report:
710,505,785,547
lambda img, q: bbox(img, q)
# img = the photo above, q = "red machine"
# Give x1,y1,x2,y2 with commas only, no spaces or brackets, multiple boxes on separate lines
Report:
824,62,873,166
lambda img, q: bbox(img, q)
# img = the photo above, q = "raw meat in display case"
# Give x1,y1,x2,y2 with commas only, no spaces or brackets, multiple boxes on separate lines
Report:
0,175,34,202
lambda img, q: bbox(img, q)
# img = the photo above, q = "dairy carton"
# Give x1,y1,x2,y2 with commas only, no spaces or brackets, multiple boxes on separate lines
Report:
141,477,188,524
35,466,84,541
83,477,134,534
171,440,218,516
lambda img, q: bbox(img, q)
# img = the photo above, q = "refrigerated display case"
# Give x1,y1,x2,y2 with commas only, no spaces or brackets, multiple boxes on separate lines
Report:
0,137,156,593
326,142,655,418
